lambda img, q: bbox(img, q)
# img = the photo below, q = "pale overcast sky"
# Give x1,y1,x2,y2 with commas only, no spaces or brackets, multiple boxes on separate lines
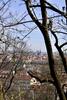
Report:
25,0,65,52
3,0,66,53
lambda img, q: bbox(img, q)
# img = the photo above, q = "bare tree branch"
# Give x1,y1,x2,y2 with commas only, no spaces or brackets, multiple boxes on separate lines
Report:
51,30,67,73
44,0,67,18
25,0,66,99
60,42,67,48
28,70,54,85
0,0,11,11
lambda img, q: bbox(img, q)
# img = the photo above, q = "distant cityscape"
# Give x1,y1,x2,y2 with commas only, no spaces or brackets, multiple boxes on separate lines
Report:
0,52,67,100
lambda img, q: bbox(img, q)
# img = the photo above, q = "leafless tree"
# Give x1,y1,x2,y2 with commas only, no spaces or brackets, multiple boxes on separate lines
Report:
0,0,35,99
0,0,67,100
24,0,67,100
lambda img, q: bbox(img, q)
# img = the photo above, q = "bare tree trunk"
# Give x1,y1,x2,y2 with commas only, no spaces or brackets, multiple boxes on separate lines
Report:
39,1,66,100
25,0,66,99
